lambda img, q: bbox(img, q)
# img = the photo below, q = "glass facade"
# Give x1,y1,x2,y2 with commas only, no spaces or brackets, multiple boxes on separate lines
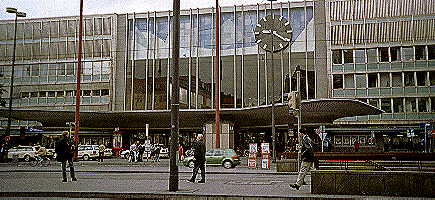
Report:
126,4,315,111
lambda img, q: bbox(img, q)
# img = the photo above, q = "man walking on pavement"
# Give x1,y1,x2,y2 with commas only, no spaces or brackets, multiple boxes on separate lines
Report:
290,128,315,190
188,134,206,183
55,131,77,182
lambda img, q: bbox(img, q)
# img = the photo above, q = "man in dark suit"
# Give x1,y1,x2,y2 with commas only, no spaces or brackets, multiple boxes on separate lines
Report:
55,131,77,182
188,134,206,183
290,129,315,190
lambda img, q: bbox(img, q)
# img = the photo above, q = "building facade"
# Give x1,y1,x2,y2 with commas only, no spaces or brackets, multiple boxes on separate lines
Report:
0,0,434,152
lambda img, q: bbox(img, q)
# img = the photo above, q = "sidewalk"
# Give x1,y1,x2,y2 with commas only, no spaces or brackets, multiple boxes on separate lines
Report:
0,159,430,199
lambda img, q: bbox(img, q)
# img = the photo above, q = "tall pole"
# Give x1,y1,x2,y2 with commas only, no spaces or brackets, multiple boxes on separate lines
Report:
296,65,301,171
5,8,25,136
215,0,221,148
6,14,18,137
74,0,84,160
268,0,276,163
169,0,180,192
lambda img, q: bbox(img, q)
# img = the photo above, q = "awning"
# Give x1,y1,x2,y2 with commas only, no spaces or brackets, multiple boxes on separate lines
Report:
0,98,383,129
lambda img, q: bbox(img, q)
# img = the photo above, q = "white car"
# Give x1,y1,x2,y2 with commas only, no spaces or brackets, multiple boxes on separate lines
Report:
7,146,37,162
77,145,99,161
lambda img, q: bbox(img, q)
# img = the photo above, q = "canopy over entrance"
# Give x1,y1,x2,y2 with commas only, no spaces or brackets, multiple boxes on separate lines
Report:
0,99,382,129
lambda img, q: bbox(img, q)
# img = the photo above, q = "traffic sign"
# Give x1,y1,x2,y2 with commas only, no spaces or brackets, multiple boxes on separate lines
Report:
4,136,11,142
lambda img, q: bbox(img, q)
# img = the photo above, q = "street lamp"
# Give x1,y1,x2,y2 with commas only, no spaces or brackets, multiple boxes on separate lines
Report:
5,7,26,136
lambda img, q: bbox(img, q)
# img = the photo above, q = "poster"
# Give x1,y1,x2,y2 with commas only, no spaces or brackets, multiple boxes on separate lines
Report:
343,136,350,145
261,143,270,154
335,136,342,145
248,143,257,169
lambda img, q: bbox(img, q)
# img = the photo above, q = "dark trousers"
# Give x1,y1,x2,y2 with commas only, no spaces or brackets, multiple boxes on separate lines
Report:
99,152,104,162
61,159,76,180
191,160,205,181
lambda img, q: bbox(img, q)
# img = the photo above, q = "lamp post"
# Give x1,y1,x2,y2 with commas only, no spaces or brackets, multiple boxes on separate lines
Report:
5,8,26,136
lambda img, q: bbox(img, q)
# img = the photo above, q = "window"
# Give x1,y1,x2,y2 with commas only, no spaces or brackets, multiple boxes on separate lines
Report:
432,98,435,112
48,91,56,97
392,72,402,87
369,99,379,108
380,73,390,87
354,49,365,63
66,63,75,75
20,92,29,98
83,90,91,96
101,89,109,96
332,50,342,64
393,98,403,113
381,98,392,113
405,98,416,112
401,46,414,61
66,90,75,97
404,72,415,87
344,74,354,88
333,74,343,89
416,71,427,86
30,92,38,98
367,73,378,88
430,71,435,86
92,90,101,96
57,91,64,97
343,49,353,63
379,47,389,62
367,48,377,63
355,74,366,88
31,65,39,76
39,91,47,97
48,64,57,75
428,45,435,60
57,64,65,76
415,46,426,60
390,47,401,61
418,98,429,112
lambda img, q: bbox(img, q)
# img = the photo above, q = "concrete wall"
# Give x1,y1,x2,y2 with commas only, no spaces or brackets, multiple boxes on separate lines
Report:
312,170,435,197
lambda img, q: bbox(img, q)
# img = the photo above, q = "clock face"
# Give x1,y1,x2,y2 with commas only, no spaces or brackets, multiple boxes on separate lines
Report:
254,15,292,53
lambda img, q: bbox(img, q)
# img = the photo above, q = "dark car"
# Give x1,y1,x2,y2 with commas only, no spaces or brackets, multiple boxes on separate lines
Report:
183,148,240,169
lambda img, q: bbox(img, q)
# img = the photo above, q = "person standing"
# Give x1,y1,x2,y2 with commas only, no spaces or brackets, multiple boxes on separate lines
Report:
55,131,77,182
188,134,206,183
129,142,137,162
290,129,315,190
178,144,184,162
154,145,161,162
98,143,105,163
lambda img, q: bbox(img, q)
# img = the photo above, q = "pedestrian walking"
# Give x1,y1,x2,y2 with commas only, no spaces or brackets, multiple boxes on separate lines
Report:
98,143,105,163
55,131,77,182
188,134,206,183
0,143,5,163
138,143,144,162
290,129,315,190
178,144,184,162
154,145,161,162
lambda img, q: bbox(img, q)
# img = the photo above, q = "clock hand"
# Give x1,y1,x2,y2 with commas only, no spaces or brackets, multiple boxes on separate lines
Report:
272,31,290,42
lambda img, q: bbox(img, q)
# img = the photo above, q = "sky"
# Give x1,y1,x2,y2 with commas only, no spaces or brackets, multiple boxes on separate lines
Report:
0,0,290,20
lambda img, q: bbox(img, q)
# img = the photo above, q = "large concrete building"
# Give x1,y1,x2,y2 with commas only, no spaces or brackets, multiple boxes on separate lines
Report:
0,0,433,153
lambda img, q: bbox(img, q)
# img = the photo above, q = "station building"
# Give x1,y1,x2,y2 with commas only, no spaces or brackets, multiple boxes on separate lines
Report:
0,0,433,153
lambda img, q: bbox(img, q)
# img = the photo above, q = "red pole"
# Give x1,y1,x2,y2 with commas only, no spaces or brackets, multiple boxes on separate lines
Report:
215,0,221,148
74,0,84,160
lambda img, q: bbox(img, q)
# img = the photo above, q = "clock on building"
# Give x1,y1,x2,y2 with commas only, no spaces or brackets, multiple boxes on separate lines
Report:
254,15,292,53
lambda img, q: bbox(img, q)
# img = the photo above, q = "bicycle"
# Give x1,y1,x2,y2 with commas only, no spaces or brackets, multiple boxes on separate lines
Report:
30,157,51,167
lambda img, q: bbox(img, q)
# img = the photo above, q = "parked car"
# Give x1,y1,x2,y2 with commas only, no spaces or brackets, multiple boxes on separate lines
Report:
78,145,112,160
77,145,99,161
120,146,169,159
7,146,37,162
182,148,240,169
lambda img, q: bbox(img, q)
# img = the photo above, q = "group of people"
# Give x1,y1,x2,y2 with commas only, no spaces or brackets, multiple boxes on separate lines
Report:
128,141,161,162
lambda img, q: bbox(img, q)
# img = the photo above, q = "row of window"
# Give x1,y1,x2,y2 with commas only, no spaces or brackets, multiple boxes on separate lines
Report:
20,89,110,99
363,97,435,113
0,61,111,78
332,45,435,64
0,39,111,62
0,17,112,41
333,71,435,89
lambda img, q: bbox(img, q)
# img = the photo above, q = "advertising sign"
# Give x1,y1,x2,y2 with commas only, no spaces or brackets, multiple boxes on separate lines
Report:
261,143,270,154
248,143,257,168
260,143,270,169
